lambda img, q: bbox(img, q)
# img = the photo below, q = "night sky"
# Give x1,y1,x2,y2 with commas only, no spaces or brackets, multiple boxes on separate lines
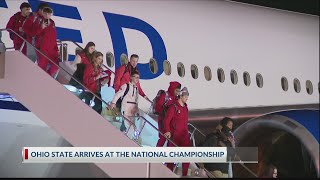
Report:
230,0,319,16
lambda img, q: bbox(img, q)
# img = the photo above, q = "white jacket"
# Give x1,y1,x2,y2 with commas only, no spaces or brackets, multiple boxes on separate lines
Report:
112,82,139,105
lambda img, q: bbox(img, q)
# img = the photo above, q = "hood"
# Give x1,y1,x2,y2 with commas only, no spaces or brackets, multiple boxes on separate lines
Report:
14,12,23,18
167,81,181,97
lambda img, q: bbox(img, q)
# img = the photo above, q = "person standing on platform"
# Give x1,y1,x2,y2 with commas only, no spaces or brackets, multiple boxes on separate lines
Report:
110,71,141,140
6,2,31,55
113,54,151,110
163,87,191,177
154,81,181,147
22,2,49,62
83,51,111,114
32,7,59,77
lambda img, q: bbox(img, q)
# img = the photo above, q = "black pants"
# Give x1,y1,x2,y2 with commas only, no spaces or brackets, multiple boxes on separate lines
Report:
81,92,102,114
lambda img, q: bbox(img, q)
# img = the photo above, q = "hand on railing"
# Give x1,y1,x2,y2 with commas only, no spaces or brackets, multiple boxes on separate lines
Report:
109,102,116,111
163,131,171,139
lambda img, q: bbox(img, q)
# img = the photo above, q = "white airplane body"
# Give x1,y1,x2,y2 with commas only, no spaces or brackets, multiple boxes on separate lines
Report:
0,0,319,178
0,0,319,112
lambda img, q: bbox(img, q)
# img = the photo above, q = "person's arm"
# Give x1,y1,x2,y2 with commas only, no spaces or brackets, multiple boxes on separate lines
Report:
71,54,82,68
111,84,126,105
22,15,34,37
136,81,146,97
163,105,175,137
136,81,152,102
33,18,46,36
23,17,45,38
113,66,124,92
155,93,165,113
6,15,15,31
83,66,100,88
6,15,16,40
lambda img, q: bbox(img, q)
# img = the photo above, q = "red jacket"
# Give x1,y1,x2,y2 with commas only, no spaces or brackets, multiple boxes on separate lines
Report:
163,101,189,137
22,12,42,44
155,81,181,129
79,52,91,65
113,64,146,97
155,81,181,114
101,70,112,87
6,12,28,49
84,64,112,93
34,18,59,55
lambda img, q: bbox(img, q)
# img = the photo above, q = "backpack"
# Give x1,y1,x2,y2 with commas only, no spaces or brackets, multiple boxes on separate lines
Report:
152,90,170,115
158,103,179,129
9,14,18,40
121,83,130,101
113,64,129,90
26,13,40,45
114,64,129,109
9,13,26,40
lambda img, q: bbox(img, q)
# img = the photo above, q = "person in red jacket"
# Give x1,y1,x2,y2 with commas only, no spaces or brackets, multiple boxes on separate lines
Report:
155,81,181,147
71,41,96,70
68,42,96,89
22,2,49,62
83,51,111,114
30,7,60,77
6,2,31,55
113,54,150,108
163,87,191,177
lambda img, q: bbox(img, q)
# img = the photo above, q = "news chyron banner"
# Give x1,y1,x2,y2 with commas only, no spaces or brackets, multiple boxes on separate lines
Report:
22,147,258,163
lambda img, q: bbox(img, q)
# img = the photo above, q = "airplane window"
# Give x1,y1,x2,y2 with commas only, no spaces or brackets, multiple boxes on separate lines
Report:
204,66,212,81
294,78,301,93
191,64,198,79
243,71,251,86
306,80,313,95
120,53,128,65
177,62,185,77
106,52,114,68
149,58,158,74
230,70,238,85
217,68,225,83
281,77,288,91
163,60,171,75
256,73,263,88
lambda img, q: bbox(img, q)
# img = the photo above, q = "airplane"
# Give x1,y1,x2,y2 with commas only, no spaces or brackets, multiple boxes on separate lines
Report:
0,0,319,178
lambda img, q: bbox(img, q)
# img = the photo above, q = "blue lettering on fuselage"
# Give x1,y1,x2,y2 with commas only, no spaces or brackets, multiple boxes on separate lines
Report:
2,0,166,79
103,12,166,79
